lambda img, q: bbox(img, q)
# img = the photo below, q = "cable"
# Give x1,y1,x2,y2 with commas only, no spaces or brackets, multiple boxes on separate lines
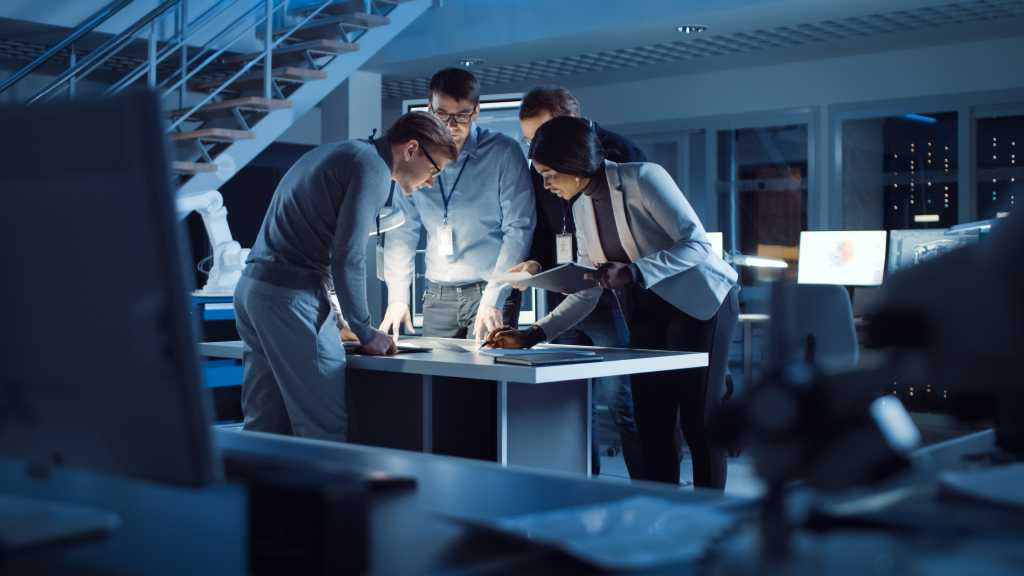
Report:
197,255,214,275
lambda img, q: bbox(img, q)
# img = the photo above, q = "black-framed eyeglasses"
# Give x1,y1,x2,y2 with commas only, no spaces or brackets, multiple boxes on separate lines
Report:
431,109,474,125
418,141,441,174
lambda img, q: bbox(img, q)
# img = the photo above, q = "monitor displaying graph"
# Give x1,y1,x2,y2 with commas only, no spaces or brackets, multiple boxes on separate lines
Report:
797,230,887,286
887,228,972,274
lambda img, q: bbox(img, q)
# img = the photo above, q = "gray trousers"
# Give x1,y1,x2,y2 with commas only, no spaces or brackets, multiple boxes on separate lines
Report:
422,280,521,338
234,275,348,442
421,280,520,460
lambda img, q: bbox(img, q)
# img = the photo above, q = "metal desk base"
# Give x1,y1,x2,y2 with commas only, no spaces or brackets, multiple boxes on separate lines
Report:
349,369,593,476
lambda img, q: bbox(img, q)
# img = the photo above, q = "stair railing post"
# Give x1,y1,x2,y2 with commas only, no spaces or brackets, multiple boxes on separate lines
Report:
264,0,273,100
179,0,188,108
68,44,77,99
148,20,158,87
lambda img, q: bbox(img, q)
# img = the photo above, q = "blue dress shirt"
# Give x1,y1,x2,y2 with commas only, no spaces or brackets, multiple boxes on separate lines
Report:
382,124,535,309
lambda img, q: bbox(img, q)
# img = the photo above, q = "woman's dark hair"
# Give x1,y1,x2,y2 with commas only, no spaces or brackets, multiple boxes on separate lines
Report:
528,116,604,177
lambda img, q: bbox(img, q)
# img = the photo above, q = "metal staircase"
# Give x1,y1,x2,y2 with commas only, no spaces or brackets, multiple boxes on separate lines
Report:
0,0,431,198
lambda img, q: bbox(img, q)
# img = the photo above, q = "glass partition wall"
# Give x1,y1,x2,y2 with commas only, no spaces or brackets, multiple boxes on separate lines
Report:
842,112,959,231
976,113,1022,220
717,124,809,283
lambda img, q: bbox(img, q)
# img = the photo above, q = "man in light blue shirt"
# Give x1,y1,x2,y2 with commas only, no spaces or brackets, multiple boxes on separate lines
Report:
379,68,535,342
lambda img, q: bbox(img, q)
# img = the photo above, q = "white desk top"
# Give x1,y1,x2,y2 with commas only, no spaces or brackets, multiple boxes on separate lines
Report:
199,337,708,384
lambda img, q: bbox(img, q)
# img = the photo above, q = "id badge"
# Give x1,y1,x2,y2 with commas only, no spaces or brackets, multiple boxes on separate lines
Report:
375,241,385,281
556,233,574,264
437,223,455,256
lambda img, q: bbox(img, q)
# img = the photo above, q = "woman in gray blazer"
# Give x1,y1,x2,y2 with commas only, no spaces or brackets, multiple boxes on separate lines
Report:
486,117,739,489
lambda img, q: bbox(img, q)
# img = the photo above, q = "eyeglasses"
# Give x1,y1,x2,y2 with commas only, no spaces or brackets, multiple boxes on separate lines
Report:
418,141,441,174
431,109,474,125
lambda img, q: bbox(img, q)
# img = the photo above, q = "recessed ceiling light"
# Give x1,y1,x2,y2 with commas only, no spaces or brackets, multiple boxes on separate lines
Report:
457,58,485,68
676,25,707,34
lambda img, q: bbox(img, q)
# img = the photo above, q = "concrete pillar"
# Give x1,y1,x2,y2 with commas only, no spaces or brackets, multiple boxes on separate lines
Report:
322,70,382,142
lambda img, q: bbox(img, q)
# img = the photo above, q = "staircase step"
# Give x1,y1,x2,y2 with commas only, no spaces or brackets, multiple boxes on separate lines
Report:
221,39,359,65
191,67,327,91
171,128,255,143
275,13,389,41
293,1,410,17
168,97,293,119
172,161,218,174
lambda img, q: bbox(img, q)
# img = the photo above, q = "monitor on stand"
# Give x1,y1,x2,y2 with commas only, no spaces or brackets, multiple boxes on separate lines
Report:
0,91,219,549
797,230,887,287
887,228,977,275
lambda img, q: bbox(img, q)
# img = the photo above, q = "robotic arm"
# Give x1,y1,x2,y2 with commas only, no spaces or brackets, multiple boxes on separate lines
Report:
176,190,249,295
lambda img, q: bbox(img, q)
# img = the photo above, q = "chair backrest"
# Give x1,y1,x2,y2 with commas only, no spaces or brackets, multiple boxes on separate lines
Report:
771,284,859,371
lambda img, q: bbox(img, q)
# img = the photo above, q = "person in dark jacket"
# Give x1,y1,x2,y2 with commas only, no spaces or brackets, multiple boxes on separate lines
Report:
509,86,647,477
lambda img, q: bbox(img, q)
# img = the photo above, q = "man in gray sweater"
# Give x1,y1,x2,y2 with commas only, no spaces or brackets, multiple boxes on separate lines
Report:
234,112,457,441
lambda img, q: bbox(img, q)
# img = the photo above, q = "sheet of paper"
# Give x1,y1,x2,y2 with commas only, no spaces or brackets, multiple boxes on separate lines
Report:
446,496,735,571
939,463,1024,509
477,348,596,357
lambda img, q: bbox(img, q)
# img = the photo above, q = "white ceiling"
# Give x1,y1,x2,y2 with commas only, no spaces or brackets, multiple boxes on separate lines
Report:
368,0,1024,99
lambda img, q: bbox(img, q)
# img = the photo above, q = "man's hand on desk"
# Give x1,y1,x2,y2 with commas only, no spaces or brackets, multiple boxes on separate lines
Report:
506,260,541,291
336,317,360,343
482,326,546,349
473,304,505,343
379,302,414,342
359,328,398,356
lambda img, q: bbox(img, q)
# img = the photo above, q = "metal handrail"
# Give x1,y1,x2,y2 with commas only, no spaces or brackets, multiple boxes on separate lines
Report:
105,0,245,96
0,0,135,95
154,0,268,96
161,0,281,124
166,0,336,132
28,0,182,104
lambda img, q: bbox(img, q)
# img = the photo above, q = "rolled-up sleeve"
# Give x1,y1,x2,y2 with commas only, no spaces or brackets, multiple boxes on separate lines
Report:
330,151,388,344
481,142,535,308
381,190,423,306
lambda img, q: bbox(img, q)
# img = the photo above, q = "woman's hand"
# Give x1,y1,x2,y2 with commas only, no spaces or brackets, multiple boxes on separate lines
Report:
360,328,398,356
481,326,546,349
585,262,635,289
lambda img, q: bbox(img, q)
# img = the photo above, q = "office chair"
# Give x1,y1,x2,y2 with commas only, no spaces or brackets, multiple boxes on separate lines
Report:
788,284,859,370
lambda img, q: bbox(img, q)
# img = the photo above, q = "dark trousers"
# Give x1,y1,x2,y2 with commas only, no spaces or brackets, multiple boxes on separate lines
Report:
625,285,739,488
549,290,641,478
422,281,522,460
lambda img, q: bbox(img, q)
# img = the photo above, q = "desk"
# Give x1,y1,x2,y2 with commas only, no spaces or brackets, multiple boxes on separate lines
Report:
1,460,246,576
218,429,739,575
201,338,707,476
225,428,1023,575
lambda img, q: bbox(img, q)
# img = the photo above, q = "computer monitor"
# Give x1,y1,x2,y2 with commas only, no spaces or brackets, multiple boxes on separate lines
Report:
887,228,976,274
0,92,218,488
797,230,887,286
707,232,724,259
